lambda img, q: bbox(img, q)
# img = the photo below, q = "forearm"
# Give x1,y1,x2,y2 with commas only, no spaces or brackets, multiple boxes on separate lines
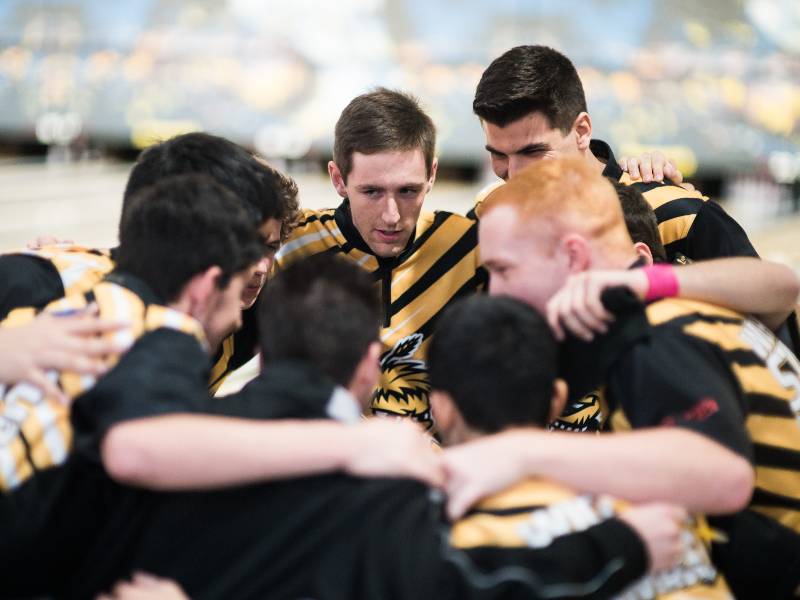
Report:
512,428,753,514
102,414,355,490
676,258,799,330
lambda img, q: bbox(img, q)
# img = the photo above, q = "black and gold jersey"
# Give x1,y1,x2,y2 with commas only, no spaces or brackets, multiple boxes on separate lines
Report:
275,199,486,429
451,478,731,599
0,272,207,491
592,140,758,262
0,245,115,319
208,304,259,395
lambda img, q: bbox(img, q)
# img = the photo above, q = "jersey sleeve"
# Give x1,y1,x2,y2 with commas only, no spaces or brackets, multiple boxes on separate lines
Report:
680,200,759,261
0,254,64,320
608,329,754,461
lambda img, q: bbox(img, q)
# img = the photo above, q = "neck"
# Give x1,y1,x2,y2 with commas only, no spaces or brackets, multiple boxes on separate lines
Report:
582,145,608,175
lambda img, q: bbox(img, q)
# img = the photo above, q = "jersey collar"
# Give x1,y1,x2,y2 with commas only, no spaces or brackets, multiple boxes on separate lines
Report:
590,138,624,181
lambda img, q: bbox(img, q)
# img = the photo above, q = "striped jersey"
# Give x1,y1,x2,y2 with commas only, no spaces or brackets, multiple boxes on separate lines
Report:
275,200,485,429
0,245,248,392
0,272,207,490
451,478,731,599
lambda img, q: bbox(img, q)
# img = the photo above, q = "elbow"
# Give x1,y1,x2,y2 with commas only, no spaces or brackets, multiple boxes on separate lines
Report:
714,454,754,514
100,425,154,486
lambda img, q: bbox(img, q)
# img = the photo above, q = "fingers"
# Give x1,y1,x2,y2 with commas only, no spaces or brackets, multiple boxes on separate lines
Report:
25,368,69,405
639,153,653,182
662,158,683,184
546,274,615,342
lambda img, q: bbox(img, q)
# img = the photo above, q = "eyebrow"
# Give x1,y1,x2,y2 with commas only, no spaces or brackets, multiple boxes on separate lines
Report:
485,142,550,156
355,183,425,192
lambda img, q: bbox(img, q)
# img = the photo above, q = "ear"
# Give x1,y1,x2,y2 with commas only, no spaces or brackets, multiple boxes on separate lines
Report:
547,378,569,422
572,112,592,151
328,161,348,198
348,341,382,408
633,242,654,266
561,233,591,273
427,157,439,192
430,389,457,434
178,266,223,320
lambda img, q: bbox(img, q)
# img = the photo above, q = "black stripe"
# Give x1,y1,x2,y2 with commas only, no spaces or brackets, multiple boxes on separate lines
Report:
297,213,336,228
630,180,664,194
660,311,743,330
407,211,453,257
751,487,800,512
653,198,705,223
389,224,479,317
465,504,547,518
465,207,478,221
664,238,688,258
725,348,764,367
749,393,796,417
753,442,800,471
412,271,488,341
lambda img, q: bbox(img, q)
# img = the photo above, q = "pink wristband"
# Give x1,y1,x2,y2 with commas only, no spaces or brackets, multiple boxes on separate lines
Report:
643,264,679,301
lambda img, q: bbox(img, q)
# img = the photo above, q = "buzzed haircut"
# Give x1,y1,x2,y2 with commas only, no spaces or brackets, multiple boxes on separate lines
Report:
259,255,381,387
474,45,587,132
428,295,558,432
116,174,264,302
333,88,436,182
483,157,632,252
611,180,668,263
123,132,300,241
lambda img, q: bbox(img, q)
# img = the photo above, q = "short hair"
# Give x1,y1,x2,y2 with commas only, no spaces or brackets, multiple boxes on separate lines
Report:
474,45,587,131
123,132,300,241
259,255,380,387
611,180,668,263
482,157,632,253
116,174,264,302
428,295,558,432
333,88,436,182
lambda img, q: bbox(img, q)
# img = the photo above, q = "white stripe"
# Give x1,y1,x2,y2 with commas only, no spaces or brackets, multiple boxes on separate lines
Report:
380,307,425,342
109,285,136,352
276,227,340,259
34,401,68,467
356,254,372,267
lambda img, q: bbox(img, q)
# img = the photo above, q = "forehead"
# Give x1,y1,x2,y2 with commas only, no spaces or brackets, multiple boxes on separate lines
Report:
348,148,428,184
479,206,537,260
483,112,560,150
258,218,282,241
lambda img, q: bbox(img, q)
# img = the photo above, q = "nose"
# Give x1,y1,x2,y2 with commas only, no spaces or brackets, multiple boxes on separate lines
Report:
381,197,400,227
255,255,272,275
487,275,502,296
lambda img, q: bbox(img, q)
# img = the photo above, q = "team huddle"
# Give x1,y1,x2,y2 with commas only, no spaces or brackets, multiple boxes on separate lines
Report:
1,45,799,600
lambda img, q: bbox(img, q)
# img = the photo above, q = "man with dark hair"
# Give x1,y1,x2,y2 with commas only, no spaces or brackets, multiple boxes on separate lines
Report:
473,45,757,263
428,294,731,598
611,180,669,265
7,256,676,599
0,132,298,393
277,88,485,430
0,174,265,491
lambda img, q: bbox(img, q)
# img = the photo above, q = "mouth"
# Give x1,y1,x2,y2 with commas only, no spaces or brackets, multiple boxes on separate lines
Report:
375,229,402,243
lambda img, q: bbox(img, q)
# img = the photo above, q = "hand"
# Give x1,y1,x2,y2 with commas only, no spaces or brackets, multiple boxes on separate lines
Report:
27,235,73,250
344,418,445,488
618,151,683,185
0,305,126,403
618,503,687,572
97,572,189,600
546,271,647,341
442,429,535,521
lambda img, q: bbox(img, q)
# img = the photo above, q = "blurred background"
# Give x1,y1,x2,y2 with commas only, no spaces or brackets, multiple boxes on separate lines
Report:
0,0,799,268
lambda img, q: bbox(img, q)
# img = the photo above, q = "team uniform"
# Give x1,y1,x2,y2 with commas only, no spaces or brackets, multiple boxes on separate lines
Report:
0,245,254,393
275,199,486,429
560,289,800,599
452,479,732,599
0,271,207,491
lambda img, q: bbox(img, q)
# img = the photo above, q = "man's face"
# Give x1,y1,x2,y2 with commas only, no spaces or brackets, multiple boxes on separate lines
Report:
332,149,434,257
206,271,249,343
478,205,569,313
483,112,579,181
240,218,282,310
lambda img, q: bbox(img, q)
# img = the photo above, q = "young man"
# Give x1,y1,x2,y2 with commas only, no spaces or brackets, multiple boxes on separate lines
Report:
0,174,264,491
0,132,298,393
429,294,732,599
451,157,800,598
12,255,672,599
275,88,485,430
473,45,757,262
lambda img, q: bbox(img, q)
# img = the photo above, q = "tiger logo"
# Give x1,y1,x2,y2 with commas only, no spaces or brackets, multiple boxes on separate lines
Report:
371,333,434,431
548,392,605,433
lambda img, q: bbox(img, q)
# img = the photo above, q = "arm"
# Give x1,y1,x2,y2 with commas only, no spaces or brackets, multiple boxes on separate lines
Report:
546,258,799,340
442,427,753,521
101,414,444,490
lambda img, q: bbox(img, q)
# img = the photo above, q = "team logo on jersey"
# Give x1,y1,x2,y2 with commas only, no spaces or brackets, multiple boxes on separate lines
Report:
548,393,603,432
372,333,433,430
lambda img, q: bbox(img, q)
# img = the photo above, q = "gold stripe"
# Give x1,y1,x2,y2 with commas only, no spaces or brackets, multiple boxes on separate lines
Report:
681,320,750,352
475,479,576,511
1,439,33,491
657,213,697,246
751,505,800,534
610,408,633,432
1,307,37,328
641,184,706,211
450,512,531,548
208,335,235,392
733,363,795,401
747,414,800,452
646,298,741,327
754,466,800,503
